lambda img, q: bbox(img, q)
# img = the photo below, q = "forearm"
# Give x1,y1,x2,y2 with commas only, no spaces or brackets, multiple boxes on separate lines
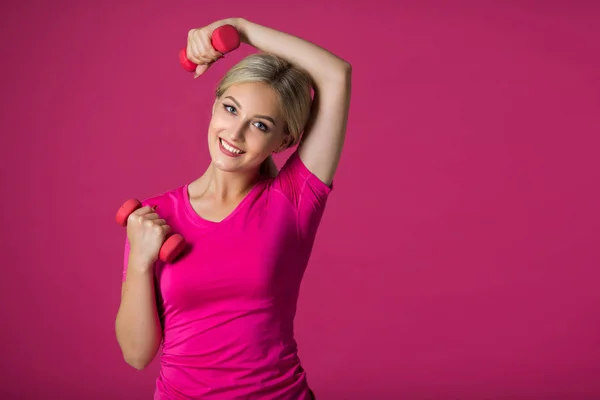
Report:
115,260,162,370
224,18,350,87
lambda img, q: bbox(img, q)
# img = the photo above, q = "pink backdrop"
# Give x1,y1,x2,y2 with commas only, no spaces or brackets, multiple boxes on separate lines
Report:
1,0,599,399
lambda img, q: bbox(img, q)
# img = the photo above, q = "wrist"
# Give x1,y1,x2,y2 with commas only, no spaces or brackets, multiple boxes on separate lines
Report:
127,254,155,274
222,18,250,43
209,18,246,31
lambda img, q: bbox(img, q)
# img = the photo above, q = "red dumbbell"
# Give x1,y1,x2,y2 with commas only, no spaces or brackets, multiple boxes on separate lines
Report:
116,199,186,263
179,24,241,72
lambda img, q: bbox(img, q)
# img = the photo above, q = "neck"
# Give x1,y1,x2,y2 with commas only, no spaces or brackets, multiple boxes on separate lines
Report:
197,162,261,201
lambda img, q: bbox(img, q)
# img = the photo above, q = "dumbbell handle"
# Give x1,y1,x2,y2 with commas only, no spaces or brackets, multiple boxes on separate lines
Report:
116,199,186,264
179,24,241,72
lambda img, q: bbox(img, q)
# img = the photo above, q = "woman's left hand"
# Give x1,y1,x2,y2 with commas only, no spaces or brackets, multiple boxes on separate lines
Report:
186,24,225,77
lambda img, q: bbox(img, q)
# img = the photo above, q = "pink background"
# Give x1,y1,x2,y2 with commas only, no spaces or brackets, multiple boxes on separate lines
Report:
1,0,599,399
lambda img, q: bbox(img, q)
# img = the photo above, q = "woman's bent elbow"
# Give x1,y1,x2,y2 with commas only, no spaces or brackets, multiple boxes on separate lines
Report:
123,353,153,370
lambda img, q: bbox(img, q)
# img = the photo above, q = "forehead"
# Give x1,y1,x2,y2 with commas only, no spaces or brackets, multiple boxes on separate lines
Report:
222,82,282,118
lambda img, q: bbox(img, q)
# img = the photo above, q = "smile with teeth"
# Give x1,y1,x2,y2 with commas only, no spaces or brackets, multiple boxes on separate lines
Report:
220,138,245,154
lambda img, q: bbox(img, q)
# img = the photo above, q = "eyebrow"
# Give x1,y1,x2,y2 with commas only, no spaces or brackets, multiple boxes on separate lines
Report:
224,96,276,126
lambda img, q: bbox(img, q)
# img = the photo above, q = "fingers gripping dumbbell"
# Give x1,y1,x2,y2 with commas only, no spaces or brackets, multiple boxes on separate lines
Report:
116,199,186,263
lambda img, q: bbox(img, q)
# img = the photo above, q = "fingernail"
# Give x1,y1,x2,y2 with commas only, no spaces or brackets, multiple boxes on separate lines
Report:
193,73,199,79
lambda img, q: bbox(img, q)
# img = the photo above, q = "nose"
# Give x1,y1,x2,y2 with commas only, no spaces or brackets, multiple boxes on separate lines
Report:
228,120,246,142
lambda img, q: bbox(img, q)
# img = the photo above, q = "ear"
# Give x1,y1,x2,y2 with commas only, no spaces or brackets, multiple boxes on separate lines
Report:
212,99,217,115
275,135,292,153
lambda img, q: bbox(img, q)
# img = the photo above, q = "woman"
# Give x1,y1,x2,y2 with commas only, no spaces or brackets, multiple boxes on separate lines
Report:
115,17,351,399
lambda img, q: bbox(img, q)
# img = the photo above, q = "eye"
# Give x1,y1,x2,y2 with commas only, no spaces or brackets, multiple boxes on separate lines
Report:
223,104,237,114
254,121,269,132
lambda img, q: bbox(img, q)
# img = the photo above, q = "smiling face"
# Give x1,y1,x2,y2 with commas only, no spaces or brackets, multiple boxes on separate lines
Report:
207,82,288,174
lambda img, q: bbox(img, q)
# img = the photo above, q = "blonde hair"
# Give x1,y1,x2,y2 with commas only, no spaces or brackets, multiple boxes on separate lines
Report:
215,53,313,151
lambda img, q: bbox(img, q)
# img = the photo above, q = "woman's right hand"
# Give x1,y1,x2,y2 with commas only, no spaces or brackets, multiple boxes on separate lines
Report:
127,205,171,267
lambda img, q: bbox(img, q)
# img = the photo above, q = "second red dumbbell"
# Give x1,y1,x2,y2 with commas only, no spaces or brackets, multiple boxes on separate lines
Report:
116,198,186,263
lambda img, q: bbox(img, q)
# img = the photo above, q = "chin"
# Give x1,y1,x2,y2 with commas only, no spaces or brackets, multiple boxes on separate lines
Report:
208,141,252,173
209,149,239,171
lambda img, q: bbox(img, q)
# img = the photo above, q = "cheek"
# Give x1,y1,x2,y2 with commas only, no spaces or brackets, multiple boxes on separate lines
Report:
210,114,223,127
243,134,271,154
208,115,228,134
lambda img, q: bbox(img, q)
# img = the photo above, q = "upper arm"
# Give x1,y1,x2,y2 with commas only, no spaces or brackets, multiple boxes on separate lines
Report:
297,63,352,186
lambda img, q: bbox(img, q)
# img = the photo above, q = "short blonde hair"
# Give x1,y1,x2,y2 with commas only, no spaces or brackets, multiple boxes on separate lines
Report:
215,53,313,150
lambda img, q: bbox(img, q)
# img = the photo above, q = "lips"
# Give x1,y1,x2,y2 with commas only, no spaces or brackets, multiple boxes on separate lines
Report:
219,138,245,157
